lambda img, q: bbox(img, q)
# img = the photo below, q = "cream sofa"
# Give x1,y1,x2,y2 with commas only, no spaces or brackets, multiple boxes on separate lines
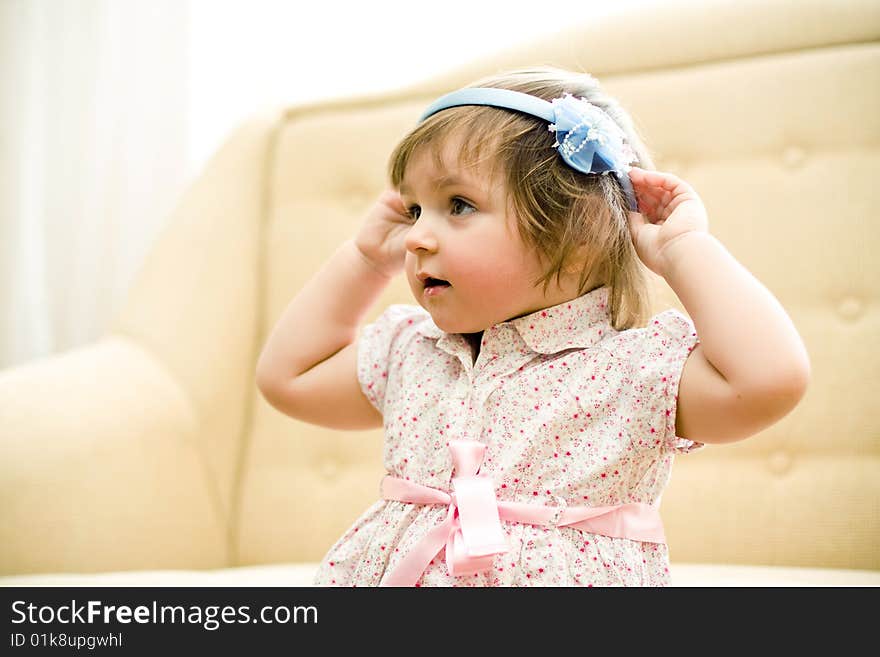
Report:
2,0,878,587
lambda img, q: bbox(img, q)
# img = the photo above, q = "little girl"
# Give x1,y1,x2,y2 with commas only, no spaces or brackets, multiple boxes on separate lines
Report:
255,66,811,586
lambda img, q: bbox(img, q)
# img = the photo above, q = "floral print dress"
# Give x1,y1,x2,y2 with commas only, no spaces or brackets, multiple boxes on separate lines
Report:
313,285,703,586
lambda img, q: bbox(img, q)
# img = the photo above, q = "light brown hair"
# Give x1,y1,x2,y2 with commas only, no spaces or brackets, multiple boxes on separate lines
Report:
388,66,656,330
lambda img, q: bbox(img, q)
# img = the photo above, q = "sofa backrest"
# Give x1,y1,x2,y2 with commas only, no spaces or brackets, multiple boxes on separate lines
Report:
241,0,880,569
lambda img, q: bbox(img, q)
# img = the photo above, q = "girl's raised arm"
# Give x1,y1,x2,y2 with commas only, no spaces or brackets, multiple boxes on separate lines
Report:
255,189,412,429
627,167,811,443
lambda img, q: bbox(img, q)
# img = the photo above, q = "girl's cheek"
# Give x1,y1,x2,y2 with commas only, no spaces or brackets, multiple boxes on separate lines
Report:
451,258,484,280
402,257,417,286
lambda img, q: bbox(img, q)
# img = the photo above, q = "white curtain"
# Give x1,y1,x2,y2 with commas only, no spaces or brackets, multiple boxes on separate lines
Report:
1,0,632,371
0,0,192,369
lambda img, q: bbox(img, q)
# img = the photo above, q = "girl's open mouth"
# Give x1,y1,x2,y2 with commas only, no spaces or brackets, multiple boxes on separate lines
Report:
423,277,451,297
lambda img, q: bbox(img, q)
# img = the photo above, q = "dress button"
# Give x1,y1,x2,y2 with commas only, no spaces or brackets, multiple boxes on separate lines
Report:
782,146,806,168
767,451,791,476
838,296,863,321
455,377,470,397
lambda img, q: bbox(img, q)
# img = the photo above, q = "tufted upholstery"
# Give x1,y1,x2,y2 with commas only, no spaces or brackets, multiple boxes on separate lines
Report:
0,0,877,583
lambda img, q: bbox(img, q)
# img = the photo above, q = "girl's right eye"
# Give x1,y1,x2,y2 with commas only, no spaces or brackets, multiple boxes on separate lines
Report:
405,205,420,221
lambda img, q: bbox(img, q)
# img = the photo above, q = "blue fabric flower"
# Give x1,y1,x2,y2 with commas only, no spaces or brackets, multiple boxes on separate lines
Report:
548,93,637,175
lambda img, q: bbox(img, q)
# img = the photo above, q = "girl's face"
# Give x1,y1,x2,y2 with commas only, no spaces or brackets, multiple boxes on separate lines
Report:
400,133,583,334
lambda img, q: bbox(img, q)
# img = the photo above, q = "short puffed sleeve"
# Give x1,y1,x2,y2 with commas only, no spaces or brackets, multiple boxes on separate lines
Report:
612,308,704,454
356,304,428,415
646,309,704,453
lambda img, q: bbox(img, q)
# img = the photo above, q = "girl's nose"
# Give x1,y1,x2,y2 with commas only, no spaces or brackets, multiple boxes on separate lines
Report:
404,214,439,253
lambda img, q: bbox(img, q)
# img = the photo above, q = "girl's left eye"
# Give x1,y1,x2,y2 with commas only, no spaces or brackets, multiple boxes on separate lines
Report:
451,197,476,215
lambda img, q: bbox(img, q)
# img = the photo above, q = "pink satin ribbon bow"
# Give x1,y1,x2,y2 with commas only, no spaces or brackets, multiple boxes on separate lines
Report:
378,439,666,587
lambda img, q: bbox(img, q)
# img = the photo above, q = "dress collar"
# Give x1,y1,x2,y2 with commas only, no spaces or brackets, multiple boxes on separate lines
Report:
415,285,614,355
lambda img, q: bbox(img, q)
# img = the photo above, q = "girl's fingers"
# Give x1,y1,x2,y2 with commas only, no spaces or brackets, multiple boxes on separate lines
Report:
627,210,647,234
629,167,691,198
629,168,693,219
630,178,666,206
629,166,682,188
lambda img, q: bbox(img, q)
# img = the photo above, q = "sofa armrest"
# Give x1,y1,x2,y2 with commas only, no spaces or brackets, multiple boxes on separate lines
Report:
0,336,227,575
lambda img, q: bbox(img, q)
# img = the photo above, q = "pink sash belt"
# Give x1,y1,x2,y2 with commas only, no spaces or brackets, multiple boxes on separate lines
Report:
378,439,666,587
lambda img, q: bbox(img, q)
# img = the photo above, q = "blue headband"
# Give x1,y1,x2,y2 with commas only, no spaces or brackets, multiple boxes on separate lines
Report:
418,88,639,212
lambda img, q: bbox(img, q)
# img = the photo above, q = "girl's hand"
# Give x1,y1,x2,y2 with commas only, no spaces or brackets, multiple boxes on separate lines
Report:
626,167,710,277
353,188,412,278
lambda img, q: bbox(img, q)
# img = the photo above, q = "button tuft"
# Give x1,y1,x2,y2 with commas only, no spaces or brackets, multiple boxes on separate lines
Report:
320,462,338,479
767,451,791,476
782,146,806,168
838,296,863,321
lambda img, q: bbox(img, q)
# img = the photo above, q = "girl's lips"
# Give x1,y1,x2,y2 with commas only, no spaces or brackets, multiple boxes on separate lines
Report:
423,283,451,298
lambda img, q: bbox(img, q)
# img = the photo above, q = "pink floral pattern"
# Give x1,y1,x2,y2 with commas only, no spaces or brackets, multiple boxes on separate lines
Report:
313,286,703,586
